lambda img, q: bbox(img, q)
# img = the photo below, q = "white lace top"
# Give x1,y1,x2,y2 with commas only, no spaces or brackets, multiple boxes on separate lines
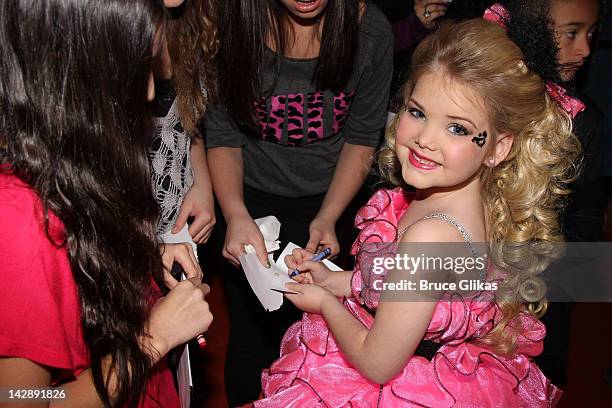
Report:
149,95,193,236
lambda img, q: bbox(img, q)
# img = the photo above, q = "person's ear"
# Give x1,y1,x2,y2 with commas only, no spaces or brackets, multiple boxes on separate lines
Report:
485,132,513,167
147,71,155,102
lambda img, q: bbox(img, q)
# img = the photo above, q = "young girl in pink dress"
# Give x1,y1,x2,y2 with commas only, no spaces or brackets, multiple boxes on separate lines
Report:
251,5,583,407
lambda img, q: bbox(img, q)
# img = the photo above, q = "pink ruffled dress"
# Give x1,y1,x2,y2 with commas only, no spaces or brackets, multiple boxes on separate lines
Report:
253,188,561,407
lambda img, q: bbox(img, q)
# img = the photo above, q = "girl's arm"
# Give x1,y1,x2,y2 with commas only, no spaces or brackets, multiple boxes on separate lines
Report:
207,147,268,267
290,219,461,384
307,143,375,255
172,136,216,243
321,294,437,384
307,13,393,255
0,278,212,408
329,220,467,383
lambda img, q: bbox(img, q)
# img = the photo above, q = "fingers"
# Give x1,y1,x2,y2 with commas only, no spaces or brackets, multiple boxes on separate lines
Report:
223,237,247,267
183,278,211,297
301,260,327,273
188,216,207,241
163,270,180,290
223,218,268,268
160,279,213,347
186,245,203,281
251,234,270,268
161,249,180,289
198,282,211,297
172,201,191,234
424,4,447,17
284,282,302,297
193,222,215,244
160,243,202,289
284,292,298,305
174,244,202,280
305,230,322,253
189,212,216,244
315,232,339,258
292,273,313,284
222,246,241,267
415,2,448,27
284,254,298,270
285,248,315,269
327,240,341,258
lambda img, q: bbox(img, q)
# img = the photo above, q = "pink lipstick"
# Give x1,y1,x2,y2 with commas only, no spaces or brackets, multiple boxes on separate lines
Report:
408,149,440,170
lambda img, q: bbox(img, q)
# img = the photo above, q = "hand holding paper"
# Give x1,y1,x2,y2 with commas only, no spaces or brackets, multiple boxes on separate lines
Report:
224,212,268,267
239,216,342,312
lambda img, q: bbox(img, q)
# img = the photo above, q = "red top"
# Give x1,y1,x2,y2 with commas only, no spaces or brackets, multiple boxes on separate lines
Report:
0,172,179,408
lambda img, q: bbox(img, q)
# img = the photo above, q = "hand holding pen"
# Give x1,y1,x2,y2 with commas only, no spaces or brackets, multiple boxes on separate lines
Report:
148,277,213,356
169,262,210,349
289,248,332,278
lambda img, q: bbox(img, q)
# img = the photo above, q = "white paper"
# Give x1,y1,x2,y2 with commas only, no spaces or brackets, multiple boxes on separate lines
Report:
239,252,285,311
157,223,195,408
239,215,343,312
245,215,281,254
176,344,191,408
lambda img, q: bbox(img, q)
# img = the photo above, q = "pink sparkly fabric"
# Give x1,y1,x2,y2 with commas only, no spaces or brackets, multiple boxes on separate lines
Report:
253,188,561,407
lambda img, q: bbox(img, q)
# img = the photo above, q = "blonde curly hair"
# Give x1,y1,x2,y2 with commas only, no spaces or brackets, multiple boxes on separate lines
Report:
378,19,581,354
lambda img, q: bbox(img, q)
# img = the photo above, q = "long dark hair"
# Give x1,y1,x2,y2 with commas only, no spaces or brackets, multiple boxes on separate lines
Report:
0,0,164,406
216,0,361,130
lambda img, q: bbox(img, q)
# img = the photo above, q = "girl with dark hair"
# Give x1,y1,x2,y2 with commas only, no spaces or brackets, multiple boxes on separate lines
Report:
204,0,393,404
148,0,218,286
0,0,212,406
150,0,218,247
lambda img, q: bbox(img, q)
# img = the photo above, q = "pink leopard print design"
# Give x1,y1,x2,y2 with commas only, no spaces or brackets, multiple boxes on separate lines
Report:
306,91,324,144
253,90,354,146
286,93,305,145
332,91,355,135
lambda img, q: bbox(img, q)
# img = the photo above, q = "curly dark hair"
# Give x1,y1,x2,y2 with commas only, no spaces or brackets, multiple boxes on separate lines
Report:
444,0,562,84
0,0,164,406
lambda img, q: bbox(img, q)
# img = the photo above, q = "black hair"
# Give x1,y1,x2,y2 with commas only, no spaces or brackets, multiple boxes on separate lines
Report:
215,0,361,130
0,0,164,406
444,0,562,84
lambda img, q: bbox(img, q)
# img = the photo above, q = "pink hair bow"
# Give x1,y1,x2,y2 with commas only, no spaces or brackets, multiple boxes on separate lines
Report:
483,3,510,28
483,3,585,119
545,81,585,119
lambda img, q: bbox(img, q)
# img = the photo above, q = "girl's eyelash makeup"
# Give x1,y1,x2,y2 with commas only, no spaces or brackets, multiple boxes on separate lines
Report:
403,104,474,137
449,124,469,135
404,106,474,136
406,106,424,119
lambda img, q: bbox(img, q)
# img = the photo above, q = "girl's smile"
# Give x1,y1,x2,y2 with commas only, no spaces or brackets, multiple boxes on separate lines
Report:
408,149,440,170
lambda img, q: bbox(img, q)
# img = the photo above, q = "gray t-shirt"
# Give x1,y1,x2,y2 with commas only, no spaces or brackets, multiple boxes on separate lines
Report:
204,4,393,197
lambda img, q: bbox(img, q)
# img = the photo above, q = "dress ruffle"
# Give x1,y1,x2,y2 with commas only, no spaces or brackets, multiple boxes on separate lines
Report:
254,188,561,407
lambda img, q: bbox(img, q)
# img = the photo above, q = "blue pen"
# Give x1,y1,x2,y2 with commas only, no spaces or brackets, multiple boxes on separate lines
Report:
289,248,332,278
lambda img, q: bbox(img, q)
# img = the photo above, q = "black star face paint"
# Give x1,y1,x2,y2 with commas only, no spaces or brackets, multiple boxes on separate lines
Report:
471,131,487,148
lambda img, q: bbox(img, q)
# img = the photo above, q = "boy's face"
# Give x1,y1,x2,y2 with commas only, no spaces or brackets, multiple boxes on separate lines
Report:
550,0,599,82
